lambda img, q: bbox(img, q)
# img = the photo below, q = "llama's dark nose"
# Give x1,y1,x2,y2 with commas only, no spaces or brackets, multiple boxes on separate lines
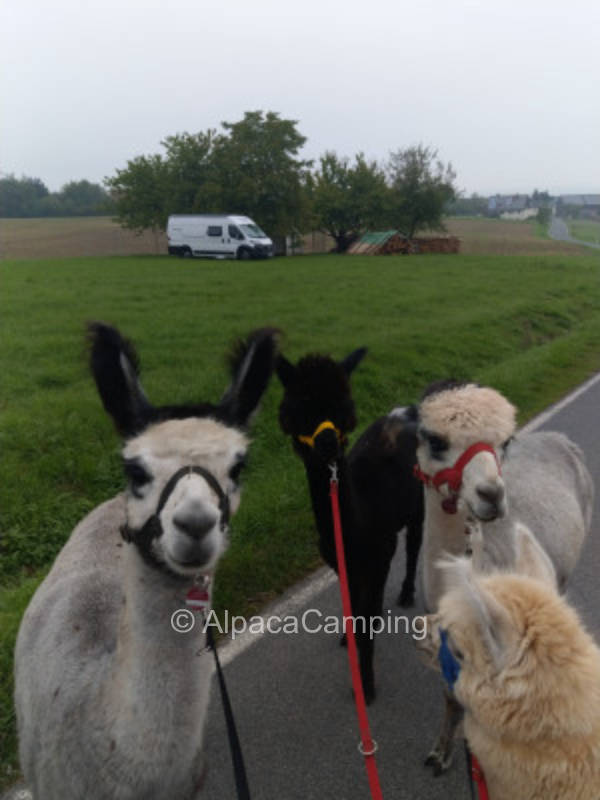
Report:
476,484,504,505
173,509,217,540
475,483,505,519
314,427,342,462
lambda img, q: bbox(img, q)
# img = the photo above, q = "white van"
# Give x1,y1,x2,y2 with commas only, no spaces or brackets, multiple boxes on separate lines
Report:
167,214,274,260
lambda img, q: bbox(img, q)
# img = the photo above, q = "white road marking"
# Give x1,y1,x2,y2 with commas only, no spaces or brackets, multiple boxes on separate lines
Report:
219,567,336,667
521,370,600,433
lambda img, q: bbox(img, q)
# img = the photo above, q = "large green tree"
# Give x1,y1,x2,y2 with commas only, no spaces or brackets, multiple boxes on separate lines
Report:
207,111,312,239
105,111,311,240
161,131,217,213
310,152,388,252
386,145,457,238
105,154,168,234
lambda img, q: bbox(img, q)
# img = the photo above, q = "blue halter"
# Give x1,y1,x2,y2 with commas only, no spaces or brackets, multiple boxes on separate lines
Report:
439,628,461,691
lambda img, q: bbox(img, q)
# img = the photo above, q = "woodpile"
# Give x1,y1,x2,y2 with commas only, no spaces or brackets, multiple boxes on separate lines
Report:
347,231,460,255
378,234,461,255
410,236,460,254
377,235,415,255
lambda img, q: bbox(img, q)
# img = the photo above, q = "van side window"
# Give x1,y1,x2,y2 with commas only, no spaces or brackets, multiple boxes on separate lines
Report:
207,226,222,237
228,225,243,240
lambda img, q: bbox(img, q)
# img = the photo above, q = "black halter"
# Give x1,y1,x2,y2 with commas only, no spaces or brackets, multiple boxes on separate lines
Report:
120,465,231,575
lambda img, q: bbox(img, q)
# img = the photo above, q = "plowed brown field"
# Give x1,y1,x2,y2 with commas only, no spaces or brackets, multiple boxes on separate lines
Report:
0,217,167,259
441,217,586,255
0,215,587,260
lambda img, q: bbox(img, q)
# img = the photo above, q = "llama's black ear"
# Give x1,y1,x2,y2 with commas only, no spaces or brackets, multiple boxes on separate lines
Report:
339,347,367,376
218,327,279,428
389,404,419,425
275,354,297,388
87,322,153,437
385,404,419,438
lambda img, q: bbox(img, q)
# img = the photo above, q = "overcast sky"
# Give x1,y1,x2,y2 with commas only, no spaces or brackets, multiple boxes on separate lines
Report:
2,0,599,197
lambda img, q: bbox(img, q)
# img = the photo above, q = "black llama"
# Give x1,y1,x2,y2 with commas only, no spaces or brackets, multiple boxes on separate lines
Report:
276,349,423,703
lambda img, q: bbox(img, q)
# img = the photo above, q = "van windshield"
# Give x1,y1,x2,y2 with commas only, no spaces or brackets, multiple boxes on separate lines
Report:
240,224,267,239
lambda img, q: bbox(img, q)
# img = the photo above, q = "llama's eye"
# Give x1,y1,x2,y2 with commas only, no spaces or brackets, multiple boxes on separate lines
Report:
454,647,464,661
501,437,513,457
428,435,449,459
123,461,152,493
419,428,449,459
229,458,246,484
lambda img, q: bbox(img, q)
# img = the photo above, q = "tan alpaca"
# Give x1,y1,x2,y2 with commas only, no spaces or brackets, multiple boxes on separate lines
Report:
418,525,600,800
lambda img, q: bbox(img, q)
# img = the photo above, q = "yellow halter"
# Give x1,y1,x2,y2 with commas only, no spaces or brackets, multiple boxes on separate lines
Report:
297,420,343,448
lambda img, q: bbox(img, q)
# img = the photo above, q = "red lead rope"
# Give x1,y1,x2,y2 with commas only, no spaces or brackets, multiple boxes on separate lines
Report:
329,469,384,800
471,754,490,800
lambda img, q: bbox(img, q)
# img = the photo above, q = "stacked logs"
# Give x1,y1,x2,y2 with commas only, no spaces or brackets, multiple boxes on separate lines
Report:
378,235,460,255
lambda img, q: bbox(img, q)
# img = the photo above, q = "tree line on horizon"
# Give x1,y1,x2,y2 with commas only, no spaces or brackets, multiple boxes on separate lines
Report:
2,111,460,252
0,176,113,219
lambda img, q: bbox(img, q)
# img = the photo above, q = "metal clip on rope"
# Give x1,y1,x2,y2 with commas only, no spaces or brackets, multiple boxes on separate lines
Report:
329,462,338,483
358,739,379,757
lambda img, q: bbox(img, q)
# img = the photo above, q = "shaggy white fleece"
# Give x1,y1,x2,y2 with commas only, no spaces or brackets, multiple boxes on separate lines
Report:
420,384,516,448
125,417,248,465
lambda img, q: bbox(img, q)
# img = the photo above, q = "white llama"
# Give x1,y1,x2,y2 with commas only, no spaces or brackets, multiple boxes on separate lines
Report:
394,379,593,773
14,322,278,800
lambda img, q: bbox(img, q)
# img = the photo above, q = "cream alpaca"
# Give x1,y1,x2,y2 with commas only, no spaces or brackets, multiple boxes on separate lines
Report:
419,383,516,452
418,525,600,800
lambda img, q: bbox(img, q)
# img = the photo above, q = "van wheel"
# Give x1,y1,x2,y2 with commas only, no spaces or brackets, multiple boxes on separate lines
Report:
237,247,252,261
181,247,193,258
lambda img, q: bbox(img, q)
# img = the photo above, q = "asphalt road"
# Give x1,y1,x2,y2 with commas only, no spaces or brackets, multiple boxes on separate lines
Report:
5,374,600,800
549,215,600,250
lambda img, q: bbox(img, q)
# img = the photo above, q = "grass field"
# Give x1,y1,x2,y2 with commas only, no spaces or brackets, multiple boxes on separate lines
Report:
567,218,600,245
2,249,600,786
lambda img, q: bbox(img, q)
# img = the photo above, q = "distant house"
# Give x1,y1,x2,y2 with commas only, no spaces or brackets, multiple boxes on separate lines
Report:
488,194,530,215
557,194,600,218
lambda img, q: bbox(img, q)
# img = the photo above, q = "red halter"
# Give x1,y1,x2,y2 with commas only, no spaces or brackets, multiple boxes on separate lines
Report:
414,442,501,512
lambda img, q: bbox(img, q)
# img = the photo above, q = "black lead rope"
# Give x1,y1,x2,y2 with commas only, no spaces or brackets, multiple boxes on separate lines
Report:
206,626,251,800
121,467,248,795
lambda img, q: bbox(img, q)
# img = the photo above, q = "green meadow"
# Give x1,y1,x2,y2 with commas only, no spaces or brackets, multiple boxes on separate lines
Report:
2,250,600,784
567,218,600,245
